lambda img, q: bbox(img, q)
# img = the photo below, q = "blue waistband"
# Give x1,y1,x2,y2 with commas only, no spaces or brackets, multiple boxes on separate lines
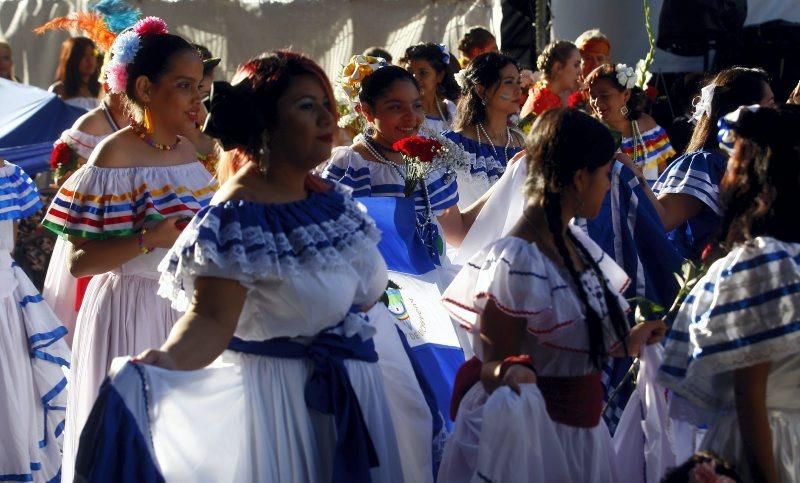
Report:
227,315,380,482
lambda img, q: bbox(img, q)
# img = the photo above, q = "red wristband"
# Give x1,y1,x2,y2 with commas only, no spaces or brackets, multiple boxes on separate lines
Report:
498,355,536,379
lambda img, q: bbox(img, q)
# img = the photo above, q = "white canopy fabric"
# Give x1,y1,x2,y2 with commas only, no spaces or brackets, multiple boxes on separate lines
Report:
2,0,499,88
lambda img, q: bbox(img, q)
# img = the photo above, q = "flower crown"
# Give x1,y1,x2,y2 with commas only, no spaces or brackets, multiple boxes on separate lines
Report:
615,60,653,91
105,16,169,94
339,55,388,104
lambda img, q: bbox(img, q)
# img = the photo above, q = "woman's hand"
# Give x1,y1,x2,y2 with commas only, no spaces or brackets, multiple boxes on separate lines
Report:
480,359,537,395
620,320,667,357
133,349,177,369
144,216,186,249
614,151,644,180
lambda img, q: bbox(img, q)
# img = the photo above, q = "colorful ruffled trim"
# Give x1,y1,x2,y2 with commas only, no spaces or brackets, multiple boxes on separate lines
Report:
158,178,381,311
659,237,800,409
621,125,675,182
42,162,216,239
0,162,43,222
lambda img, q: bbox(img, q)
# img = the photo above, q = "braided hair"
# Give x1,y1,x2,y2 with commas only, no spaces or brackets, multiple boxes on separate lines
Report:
525,108,630,368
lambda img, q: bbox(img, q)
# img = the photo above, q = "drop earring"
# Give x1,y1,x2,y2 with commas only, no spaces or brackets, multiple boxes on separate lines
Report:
143,106,154,134
620,105,629,117
258,131,270,177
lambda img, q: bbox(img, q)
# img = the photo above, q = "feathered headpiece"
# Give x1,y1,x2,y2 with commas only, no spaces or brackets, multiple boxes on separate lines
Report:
33,0,142,52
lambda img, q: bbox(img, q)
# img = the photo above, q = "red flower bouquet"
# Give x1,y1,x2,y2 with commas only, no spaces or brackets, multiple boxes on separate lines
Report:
49,141,78,181
392,136,443,196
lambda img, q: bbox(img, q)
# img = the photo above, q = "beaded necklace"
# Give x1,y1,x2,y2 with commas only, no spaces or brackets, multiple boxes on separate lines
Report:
130,122,180,151
629,119,646,168
361,135,436,257
476,122,512,166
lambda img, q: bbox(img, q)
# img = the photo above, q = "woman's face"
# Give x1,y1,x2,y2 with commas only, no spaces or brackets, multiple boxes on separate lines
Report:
759,81,777,108
145,49,204,135
78,45,98,82
363,79,424,144
0,46,12,80
589,78,630,124
269,74,335,170
576,161,613,219
405,59,443,101
484,63,522,116
552,49,582,92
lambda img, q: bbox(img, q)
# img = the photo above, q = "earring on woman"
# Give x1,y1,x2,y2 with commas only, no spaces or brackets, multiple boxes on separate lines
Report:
143,106,154,134
363,123,377,138
620,105,629,117
258,131,271,177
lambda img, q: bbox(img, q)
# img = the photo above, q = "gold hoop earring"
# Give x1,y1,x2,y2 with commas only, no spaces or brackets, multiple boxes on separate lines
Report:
143,106,154,134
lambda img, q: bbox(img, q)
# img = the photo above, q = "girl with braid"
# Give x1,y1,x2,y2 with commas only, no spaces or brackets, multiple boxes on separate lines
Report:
439,108,666,482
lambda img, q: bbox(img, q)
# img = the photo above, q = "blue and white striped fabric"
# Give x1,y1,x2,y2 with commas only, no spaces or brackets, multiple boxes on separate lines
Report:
358,196,465,434
0,162,42,221
1,257,70,482
322,146,459,214
322,145,459,265
658,237,800,410
578,162,683,433
652,150,728,260
442,130,522,184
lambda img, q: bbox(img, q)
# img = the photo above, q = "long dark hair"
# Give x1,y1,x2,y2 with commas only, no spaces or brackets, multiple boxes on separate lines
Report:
54,36,101,98
205,50,336,182
718,105,800,249
525,108,630,368
399,42,460,103
453,51,518,131
585,63,649,121
110,32,198,122
686,67,770,153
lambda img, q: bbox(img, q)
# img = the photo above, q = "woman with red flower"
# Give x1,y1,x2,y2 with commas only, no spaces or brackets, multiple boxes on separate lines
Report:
323,61,479,268
520,40,582,119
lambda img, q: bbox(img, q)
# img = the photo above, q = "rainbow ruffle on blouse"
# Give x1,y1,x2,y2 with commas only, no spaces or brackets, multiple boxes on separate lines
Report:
43,162,216,239
620,125,675,182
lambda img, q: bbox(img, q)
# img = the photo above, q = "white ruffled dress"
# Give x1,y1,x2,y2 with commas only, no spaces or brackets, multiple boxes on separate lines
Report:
659,237,800,482
440,226,630,482
0,162,70,482
43,128,109,345
42,160,216,482
146,179,405,481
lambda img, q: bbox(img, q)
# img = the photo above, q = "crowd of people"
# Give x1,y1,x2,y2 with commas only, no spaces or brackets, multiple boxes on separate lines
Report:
2,5,800,482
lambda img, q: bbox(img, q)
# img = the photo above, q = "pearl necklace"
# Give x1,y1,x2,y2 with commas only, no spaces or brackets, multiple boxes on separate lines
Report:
476,122,512,166
130,123,180,151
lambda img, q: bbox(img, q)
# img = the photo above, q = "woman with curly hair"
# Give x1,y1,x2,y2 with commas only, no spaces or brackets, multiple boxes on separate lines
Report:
659,104,800,483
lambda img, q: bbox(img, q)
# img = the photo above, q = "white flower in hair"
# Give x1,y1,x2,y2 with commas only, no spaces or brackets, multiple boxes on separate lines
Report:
454,70,468,90
615,63,636,90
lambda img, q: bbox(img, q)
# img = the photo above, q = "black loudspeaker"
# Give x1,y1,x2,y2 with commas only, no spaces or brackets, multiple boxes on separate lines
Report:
500,0,539,70
657,0,747,56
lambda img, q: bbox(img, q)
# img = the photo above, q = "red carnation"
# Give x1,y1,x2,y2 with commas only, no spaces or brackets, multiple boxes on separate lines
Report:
50,142,72,170
532,86,562,115
645,86,658,102
392,136,442,163
567,90,587,109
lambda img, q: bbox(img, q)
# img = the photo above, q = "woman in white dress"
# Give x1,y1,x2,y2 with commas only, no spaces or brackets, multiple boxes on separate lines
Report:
0,159,70,482
43,92,127,345
440,108,666,482
399,42,460,135
659,105,800,483
42,18,215,480
125,50,405,482
443,52,525,209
